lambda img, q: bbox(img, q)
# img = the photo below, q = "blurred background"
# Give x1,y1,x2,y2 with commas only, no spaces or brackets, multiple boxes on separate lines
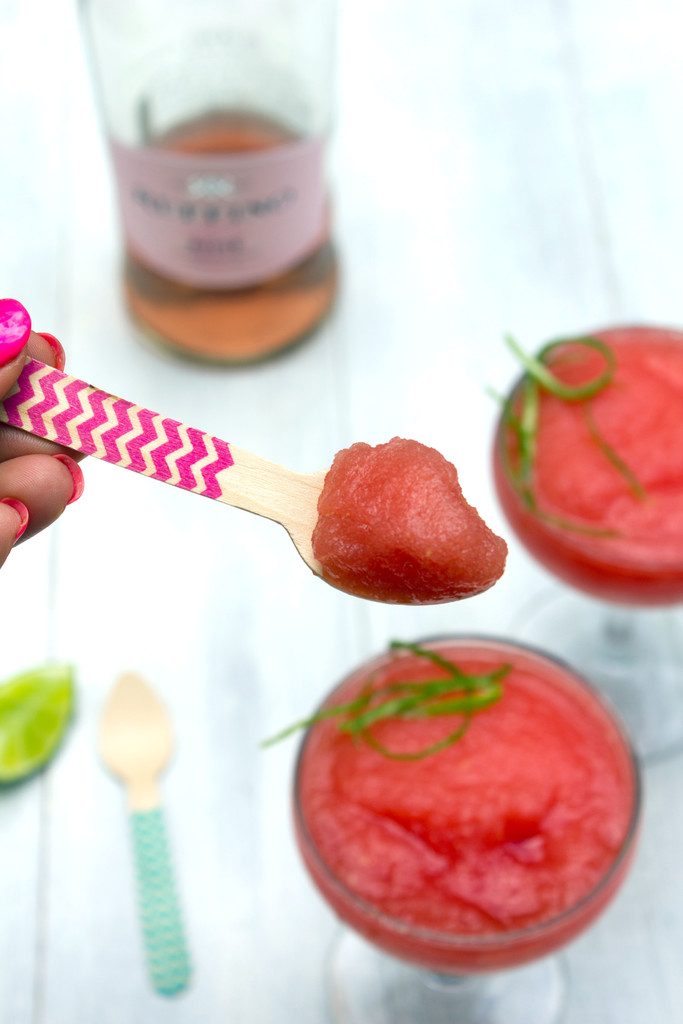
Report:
2,0,683,1021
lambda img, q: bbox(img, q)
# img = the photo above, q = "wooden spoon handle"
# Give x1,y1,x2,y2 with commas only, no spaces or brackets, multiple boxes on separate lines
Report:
0,358,235,498
0,358,324,568
131,807,191,996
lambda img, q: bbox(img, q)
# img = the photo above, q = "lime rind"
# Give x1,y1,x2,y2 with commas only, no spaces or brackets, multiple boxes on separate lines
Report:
0,665,75,784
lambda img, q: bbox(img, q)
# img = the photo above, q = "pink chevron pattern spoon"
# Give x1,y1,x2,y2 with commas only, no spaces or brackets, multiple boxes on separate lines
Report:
0,302,509,605
0,357,325,574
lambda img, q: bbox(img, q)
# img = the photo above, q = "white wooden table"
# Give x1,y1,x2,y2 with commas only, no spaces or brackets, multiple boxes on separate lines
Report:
2,1,683,1020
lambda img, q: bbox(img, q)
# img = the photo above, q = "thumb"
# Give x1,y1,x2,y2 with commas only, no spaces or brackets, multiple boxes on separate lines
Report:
0,298,32,399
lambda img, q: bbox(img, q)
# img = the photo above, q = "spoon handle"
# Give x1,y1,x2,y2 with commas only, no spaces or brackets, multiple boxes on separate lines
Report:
0,358,235,498
0,357,324,568
131,806,191,997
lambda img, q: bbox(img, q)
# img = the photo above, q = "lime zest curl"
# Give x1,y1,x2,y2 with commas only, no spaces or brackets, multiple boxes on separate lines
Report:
499,334,647,535
581,404,648,502
262,641,510,760
504,334,616,401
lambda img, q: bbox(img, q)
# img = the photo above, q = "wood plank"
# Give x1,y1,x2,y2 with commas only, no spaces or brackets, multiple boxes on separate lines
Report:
37,9,353,1021
342,2,683,1023
0,538,50,1024
0,1,68,1021
558,0,683,322
551,1,683,1018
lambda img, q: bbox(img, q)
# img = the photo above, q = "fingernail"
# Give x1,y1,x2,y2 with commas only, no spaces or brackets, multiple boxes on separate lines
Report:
37,331,66,372
1,498,30,541
52,454,85,505
0,298,32,366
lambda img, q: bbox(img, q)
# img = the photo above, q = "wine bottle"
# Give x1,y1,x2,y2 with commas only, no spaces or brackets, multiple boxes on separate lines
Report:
81,0,337,363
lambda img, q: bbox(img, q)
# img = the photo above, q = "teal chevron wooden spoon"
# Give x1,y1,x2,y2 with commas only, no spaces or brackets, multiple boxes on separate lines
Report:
99,672,191,997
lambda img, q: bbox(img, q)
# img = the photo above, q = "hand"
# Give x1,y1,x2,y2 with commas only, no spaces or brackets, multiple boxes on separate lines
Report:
0,299,84,568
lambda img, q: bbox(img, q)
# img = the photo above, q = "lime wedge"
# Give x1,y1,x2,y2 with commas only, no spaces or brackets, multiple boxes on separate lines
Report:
0,665,74,783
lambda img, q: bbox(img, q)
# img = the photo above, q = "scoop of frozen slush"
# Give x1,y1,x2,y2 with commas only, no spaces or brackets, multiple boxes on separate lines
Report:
312,437,507,604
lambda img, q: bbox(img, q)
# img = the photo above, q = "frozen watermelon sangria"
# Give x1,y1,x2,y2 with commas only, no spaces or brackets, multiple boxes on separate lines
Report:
282,637,640,1024
493,328,683,758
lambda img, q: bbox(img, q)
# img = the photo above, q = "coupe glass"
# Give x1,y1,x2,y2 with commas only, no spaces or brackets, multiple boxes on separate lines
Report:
492,327,683,759
293,637,640,1024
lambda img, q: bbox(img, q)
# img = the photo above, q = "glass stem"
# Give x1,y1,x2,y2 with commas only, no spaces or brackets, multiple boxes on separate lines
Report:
423,971,474,993
602,608,637,656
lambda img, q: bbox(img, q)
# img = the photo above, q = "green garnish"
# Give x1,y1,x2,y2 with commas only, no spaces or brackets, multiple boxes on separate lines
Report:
581,404,647,502
500,334,647,534
505,334,616,401
262,641,510,760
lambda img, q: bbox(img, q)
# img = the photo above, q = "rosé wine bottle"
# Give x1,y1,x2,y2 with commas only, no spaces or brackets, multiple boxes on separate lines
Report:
81,0,337,363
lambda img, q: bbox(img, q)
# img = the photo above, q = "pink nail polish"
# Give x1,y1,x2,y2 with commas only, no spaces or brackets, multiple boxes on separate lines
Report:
52,454,85,505
1,497,30,541
37,331,66,372
0,298,32,366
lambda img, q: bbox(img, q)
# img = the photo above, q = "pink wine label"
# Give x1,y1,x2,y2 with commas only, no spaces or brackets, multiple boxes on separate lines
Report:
110,136,326,289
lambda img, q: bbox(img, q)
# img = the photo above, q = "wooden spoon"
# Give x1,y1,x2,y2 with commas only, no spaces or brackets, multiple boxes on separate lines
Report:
100,672,191,997
0,358,325,573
